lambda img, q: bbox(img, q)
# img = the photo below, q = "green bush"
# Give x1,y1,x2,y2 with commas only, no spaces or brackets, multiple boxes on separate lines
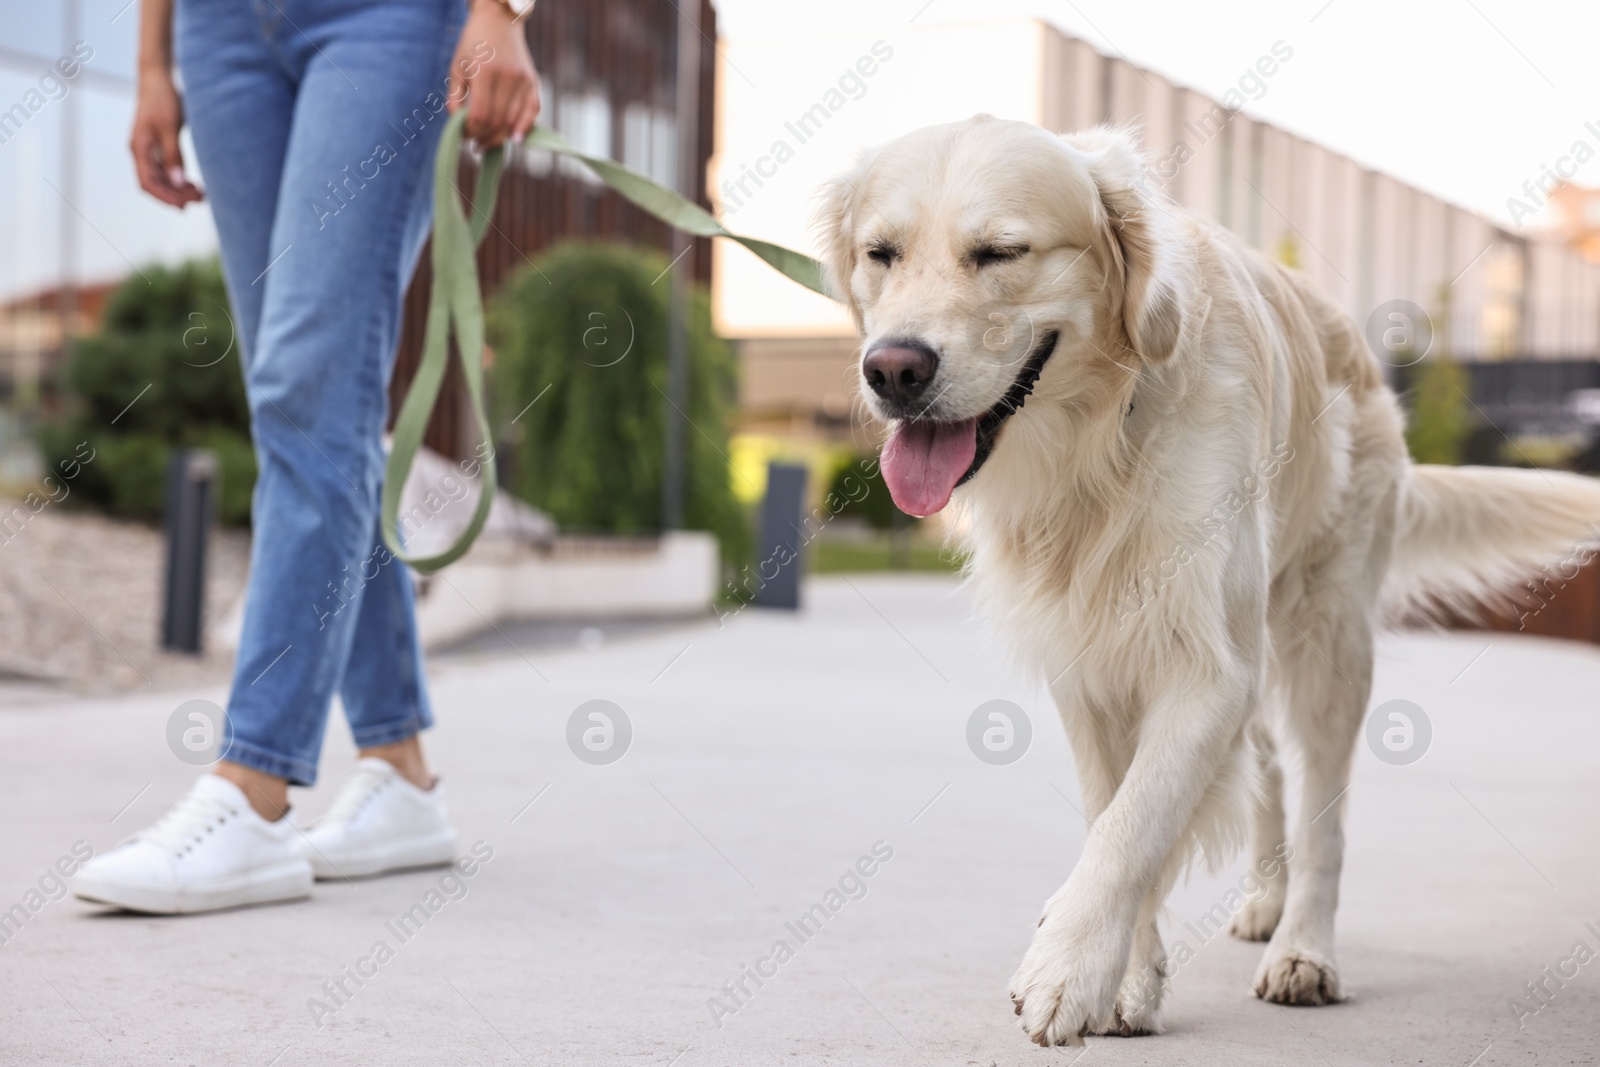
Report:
37,258,255,524
1404,355,1473,465
486,241,745,562
823,452,914,531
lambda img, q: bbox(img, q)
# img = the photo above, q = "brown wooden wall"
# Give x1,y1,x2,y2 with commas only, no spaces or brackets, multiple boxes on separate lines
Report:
388,0,718,459
1456,558,1600,645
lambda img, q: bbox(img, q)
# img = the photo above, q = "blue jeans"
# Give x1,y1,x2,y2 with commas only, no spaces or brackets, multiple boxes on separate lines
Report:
176,0,466,785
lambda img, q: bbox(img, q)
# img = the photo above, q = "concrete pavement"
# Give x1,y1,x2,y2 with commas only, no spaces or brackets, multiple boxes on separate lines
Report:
2,574,1597,1065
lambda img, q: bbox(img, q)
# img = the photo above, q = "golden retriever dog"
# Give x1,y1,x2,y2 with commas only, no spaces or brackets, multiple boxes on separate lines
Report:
814,114,1600,1045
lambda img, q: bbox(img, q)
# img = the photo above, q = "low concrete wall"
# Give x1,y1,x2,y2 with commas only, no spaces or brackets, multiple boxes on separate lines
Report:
211,530,720,654
412,531,719,649
211,448,719,652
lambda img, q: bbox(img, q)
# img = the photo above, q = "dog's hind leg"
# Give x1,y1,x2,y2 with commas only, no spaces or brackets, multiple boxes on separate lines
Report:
1252,601,1373,1006
1230,721,1288,941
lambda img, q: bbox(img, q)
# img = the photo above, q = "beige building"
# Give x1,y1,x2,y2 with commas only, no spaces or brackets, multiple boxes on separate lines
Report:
1549,182,1600,264
710,17,1600,444
0,281,115,407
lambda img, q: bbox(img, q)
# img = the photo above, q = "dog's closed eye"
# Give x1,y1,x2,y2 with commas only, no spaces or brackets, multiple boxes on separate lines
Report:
867,243,899,266
970,244,1029,268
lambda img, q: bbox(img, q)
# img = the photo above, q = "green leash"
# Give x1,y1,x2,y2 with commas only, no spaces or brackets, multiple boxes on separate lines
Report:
380,110,830,573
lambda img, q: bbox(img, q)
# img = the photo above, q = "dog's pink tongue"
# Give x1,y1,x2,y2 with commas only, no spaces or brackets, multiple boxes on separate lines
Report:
880,419,978,517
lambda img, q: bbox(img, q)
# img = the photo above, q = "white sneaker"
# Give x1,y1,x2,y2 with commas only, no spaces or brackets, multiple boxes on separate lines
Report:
299,758,457,879
74,775,313,915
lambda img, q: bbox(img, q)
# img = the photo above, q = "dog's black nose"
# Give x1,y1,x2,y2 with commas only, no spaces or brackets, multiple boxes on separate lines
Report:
863,340,939,407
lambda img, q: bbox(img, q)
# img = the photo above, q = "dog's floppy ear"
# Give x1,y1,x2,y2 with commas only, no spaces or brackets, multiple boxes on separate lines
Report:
1072,128,1193,363
812,150,879,330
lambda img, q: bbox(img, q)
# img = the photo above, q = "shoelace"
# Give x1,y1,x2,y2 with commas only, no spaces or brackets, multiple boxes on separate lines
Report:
312,763,394,829
137,787,239,856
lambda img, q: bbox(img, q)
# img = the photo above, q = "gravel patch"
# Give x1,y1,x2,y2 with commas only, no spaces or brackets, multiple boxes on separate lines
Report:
0,501,250,696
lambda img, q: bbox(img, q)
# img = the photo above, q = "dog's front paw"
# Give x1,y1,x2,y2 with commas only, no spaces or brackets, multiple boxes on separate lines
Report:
1229,895,1284,942
1082,995,1161,1037
1008,913,1127,1046
1254,945,1341,1005
1086,956,1164,1036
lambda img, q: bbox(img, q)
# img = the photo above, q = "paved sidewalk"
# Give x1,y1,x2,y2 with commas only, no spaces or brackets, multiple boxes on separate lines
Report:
2,575,1597,1065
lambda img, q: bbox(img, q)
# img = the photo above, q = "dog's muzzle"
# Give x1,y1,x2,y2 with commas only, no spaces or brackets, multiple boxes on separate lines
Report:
876,330,1059,517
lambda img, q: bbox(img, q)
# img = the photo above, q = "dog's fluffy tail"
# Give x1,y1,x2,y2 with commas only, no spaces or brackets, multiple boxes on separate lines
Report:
1382,465,1600,622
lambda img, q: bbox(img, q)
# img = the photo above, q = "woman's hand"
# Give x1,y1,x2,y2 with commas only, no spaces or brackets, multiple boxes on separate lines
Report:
449,0,541,147
130,69,203,208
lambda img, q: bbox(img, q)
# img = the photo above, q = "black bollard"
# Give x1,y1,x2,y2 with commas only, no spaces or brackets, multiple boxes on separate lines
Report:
754,461,807,610
161,449,218,654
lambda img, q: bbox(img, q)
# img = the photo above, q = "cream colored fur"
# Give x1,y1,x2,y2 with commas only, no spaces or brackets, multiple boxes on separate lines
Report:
814,114,1600,1046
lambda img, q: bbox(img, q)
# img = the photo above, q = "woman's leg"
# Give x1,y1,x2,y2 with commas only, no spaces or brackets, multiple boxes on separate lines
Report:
335,149,445,786
70,4,318,916
70,0,469,914
173,1,294,386
174,0,301,818
217,0,466,790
